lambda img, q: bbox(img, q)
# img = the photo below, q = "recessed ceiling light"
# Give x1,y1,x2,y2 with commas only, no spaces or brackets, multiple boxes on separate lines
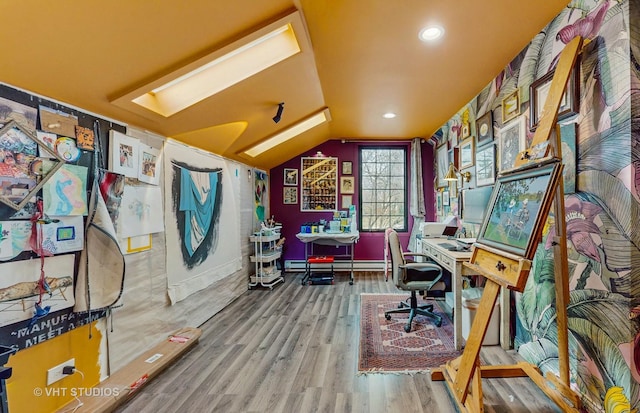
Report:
383,112,397,119
419,26,444,42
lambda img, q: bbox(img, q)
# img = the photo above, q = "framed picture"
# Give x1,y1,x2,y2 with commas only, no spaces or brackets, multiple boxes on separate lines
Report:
340,176,355,194
436,191,443,215
138,144,162,185
284,168,298,186
459,137,474,170
0,120,65,210
342,194,352,209
529,64,580,131
461,122,470,139
283,186,297,204
502,89,520,124
476,162,563,258
559,123,577,194
475,144,496,186
342,161,352,175
498,115,526,172
108,130,140,178
476,110,494,146
442,190,450,206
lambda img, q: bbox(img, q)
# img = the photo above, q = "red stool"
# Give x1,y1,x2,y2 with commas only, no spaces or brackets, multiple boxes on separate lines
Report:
303,255,334,285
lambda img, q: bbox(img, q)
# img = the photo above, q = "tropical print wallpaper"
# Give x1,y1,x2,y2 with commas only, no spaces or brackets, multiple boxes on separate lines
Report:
433,1,638,411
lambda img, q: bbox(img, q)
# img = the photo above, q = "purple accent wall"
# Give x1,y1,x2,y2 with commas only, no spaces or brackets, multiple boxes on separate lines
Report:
270,139,435,263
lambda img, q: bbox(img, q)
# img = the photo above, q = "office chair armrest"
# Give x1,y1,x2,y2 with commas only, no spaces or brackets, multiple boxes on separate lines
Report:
402,252,438,264
399,262,442,272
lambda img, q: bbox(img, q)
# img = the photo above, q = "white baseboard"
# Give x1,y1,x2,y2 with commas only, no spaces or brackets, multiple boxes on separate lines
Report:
284,260,385,272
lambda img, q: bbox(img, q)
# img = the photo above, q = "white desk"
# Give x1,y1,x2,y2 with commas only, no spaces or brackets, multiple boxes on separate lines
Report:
422,238,511,350
296,231,360,285
421,238,471,350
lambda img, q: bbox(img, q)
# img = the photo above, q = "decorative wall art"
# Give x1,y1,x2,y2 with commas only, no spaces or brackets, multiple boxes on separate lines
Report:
42,164,88,216
340,176,354,194
39,106,78,137
138,143,162,185
124,234,152,254
74,125,95,151
342,194,352,209
459,137,475,170
97,169,125,229
498,115,526,172
117,184,164,238
436,191,443,215
54,137,81,163
254,169,268,222
475,144,496,187
283,186,297,204
342,161,352,175
475,110,494,146
0,254,75,328
163,139,241,304
301,157,337,211
529,63,579,131
501,89,520,124
0,97,37,132
476,162,562,258
442,190,450,206
0,120,64,210
283,168,298,186
108,130,140,178
36,131,56,156
32,216,85,256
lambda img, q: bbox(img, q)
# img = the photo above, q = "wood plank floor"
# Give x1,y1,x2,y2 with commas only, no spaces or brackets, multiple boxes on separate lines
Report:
116,272,562,413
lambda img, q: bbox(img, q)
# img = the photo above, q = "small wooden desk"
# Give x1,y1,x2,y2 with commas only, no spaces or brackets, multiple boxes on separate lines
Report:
421,238,511,350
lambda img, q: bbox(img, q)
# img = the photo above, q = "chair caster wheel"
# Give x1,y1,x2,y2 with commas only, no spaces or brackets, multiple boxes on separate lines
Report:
404,325,411,333
435,319,442,327
397,303,403,309
385,314,391,320
349,280,353,285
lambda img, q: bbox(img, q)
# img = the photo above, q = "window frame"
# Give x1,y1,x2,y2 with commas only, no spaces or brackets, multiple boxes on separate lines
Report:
358,145,408,232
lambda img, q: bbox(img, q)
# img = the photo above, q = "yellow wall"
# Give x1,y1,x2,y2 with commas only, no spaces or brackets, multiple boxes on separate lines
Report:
5,321,102,413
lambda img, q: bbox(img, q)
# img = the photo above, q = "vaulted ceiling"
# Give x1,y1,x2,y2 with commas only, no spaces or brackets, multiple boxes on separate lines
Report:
0,1,569,170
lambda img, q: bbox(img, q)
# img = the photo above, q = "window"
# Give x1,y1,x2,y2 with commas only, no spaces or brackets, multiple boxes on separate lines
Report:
359,147,407,231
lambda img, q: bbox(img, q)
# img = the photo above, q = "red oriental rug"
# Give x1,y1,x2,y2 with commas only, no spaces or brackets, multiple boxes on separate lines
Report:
358,293,461,374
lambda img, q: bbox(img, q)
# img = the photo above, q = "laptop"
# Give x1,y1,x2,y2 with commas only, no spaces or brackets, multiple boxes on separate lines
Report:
442,226,458,238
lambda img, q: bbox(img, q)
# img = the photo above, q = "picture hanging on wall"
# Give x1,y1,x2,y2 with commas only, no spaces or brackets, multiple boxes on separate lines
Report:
109,130,140,178
341,176,354,194
501,89,520,124
0,120,65,210
283,186,297,204
283,168,298,186
342,161,352,175
529,63,579,131
459,137,474,170
498,115,526,172
475,110,494,146
138,144,162,185
475,144,496,186
75,125,95,151
442,190,450,206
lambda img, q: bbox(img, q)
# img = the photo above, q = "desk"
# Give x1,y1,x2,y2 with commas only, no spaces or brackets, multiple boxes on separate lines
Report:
296,231,359,285
422,238,510,350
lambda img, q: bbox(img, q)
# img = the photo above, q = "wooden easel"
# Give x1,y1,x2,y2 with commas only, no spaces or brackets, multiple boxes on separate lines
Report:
431,36,584,412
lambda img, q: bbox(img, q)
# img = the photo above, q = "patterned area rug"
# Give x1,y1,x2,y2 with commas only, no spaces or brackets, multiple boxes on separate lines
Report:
358,293,461,374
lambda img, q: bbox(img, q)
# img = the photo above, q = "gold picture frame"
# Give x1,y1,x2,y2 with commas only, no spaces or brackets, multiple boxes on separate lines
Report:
501,89,520,124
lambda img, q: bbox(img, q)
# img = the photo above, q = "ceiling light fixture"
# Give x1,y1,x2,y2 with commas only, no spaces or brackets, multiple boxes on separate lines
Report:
272,102,285,123
111,11,304,118
419,26,444,42
243,108,331,157
383,112,397,119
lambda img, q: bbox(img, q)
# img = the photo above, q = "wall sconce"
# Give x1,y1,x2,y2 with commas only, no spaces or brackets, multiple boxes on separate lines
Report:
444,162,471,182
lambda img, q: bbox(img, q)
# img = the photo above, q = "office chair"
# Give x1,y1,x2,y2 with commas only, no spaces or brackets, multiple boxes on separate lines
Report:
385,229,443,332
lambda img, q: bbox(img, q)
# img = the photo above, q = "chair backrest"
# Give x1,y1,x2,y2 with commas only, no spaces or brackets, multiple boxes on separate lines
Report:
387,229,405,287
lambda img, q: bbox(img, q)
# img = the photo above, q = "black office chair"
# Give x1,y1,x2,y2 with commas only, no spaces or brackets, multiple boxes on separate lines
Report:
385,229,443,332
